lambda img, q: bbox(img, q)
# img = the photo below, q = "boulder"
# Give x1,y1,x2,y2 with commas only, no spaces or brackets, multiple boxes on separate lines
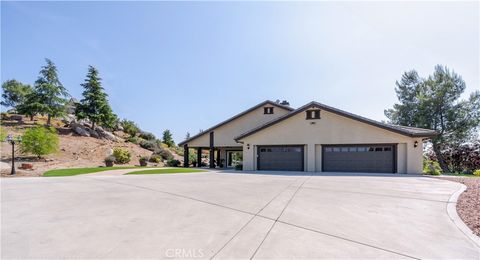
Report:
88,128,100,139
9,115,23,121
96,127,119,142
71,123,90,137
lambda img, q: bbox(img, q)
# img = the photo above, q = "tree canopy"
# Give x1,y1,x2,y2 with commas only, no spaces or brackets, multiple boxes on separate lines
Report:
385,65,480,172
162,129,175,147
76,66,116,129
32,59,69,125
1,80,32,108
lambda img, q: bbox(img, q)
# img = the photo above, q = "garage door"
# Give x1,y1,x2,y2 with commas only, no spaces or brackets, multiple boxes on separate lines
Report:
322,145,395,173
257,146,304,171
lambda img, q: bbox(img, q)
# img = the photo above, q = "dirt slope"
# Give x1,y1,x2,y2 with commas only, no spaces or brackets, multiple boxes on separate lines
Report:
1,119,180,177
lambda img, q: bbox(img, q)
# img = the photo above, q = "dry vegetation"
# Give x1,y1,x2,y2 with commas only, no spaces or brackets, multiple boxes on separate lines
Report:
0,116,180,177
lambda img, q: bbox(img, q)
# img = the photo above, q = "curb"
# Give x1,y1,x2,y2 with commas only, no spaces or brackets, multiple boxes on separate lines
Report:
447,183,480,249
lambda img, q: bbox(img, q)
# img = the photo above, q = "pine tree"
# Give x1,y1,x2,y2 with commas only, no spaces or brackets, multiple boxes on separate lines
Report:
162,129,175,147
33,59,69,125
76,66,116,129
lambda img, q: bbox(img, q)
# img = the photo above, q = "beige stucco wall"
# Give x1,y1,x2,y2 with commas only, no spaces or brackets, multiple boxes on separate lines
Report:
239,109,424,174
186,105,291,147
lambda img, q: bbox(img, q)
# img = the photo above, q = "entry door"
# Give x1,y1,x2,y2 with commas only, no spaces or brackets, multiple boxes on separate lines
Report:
257,146,304,171
322,145,395,173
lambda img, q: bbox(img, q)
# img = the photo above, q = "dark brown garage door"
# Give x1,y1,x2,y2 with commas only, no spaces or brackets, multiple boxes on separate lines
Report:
322,145,395,173
257,146,304,171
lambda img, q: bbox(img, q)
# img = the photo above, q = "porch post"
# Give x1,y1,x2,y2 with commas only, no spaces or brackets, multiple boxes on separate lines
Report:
209,132,215,168
216,148,221,168
197,147,202,167
183,144,189,168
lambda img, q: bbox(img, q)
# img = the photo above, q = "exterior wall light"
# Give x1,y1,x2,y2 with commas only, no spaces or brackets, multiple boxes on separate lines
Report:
414,141,418,148
247,144,250,149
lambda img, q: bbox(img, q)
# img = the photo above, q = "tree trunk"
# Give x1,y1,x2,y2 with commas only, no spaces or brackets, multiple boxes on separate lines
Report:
47,114,51,126
30,115,34,121
432,142,450,173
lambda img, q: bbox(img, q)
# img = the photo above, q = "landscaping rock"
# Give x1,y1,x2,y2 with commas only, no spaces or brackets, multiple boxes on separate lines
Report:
9,115,23,121
70,123,90,137
88,128,100,139
96,127,119,142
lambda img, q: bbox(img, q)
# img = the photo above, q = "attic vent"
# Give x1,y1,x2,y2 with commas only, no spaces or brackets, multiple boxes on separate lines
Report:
264,107,274,114
306,110,320,120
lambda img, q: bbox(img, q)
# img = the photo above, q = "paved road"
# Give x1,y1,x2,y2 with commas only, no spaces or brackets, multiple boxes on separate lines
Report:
1,171,479,259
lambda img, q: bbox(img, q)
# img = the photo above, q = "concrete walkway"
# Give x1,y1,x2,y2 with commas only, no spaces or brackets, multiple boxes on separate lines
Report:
1,171,479,259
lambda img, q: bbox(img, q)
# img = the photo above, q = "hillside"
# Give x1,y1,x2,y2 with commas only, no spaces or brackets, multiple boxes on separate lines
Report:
0,116,182,177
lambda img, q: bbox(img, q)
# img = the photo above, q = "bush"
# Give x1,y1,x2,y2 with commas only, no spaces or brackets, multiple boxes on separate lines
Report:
167,159,181,167
139,139,157,151
474,169,480,176
139,156,148,166
120,119,139,137
126,136,139,144
149,154,162,163
113,147,131,164
423,159,441,175
0,126,6,141
154,147,174,160
104,155,115,166
139,131,156,140
235,163,243,171
427,140,480,173
20,126,59,158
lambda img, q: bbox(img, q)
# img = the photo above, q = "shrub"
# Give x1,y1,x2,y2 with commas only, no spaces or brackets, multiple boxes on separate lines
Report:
423,159,441,175
426,140,480,173
149,154,162,163
139,139,157,151
166,159,181,167
139,156,148,166
20,126,59,158
139,131,156,140
112,147,131,164
120,119,139,137
235,163,243,171
474,170,480,176
0,126,6,141
126,136,139,144
104,155,115,167
154,147,173,161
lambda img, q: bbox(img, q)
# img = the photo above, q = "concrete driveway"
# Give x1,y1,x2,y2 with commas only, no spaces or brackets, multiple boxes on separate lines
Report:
2,171,479,259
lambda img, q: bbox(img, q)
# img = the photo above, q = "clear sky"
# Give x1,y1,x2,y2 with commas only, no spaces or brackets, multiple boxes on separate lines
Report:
2,1,479,143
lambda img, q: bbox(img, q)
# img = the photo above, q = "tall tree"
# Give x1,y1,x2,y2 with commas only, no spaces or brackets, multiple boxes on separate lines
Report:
162,129,175,147
1,80,33,109
33,59,69,125
185,132,191,139
385,65,480,172
76,66,116,129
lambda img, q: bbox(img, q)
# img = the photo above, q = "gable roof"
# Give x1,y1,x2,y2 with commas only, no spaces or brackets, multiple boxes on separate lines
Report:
178,100,294,146
234,101,438,141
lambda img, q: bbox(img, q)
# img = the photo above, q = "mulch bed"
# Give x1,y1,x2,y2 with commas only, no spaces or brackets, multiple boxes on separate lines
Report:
441,177,480,237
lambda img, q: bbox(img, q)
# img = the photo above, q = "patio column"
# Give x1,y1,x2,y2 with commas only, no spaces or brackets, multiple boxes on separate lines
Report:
197,147,202,167
216,148,221,168
209,132,215,168
183,144,189,168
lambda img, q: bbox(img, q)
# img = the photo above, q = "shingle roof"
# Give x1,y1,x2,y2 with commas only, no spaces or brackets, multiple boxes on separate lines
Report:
178,100,294,146
234,101,438,141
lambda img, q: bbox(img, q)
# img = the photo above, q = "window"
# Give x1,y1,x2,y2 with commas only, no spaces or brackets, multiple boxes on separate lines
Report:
357,147,367,152
325,147,333,152
384,147,392,151
375,147,383,152
348,147,357,152
264,107,274,114
306,110,321,119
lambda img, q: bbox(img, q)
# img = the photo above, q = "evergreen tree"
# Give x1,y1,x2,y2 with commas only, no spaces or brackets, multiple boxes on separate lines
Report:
385,65,480,172
33,59,69,125
185,132,191,139
76,66,116,129
162,129,175,147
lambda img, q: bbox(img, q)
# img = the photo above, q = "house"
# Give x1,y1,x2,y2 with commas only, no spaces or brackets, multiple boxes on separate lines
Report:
179,100,437,174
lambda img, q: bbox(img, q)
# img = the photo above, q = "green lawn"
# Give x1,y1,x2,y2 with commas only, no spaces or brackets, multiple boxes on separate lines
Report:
126,168,207,175
43,166,156,177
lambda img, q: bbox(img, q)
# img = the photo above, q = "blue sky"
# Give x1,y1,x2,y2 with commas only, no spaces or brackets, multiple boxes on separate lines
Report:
2,1,478,143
